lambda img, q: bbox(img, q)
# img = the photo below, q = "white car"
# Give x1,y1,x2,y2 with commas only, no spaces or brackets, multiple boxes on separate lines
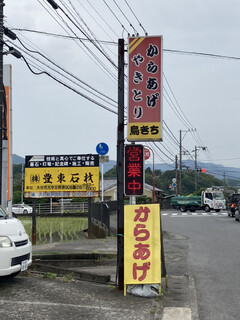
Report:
0,206,32,277
12,204,33,215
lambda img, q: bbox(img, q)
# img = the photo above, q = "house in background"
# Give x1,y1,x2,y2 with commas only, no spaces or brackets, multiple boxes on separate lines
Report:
96,178,164,202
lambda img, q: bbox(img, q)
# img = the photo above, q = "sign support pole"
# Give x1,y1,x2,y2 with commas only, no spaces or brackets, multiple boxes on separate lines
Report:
32,198,37,245
0,1,4,206
101,162,104,201
117,38,125,290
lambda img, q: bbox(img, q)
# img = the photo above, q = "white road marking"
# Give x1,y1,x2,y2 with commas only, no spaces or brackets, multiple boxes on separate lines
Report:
161,307,191,320
165,211,228,218
0,299,137,314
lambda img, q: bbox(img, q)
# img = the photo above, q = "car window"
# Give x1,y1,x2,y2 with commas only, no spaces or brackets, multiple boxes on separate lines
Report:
0,206,7,218
213,192,225,200
232,195,240,202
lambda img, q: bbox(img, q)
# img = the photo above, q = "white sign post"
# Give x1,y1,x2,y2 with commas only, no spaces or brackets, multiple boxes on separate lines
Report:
96,143,109,201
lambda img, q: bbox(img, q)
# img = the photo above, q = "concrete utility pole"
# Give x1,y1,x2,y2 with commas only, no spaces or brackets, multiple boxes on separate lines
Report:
194,145,207,192
116,39,125,290
179,130,182,195
179,128,196,195
175,155,178,196
0,0,4,206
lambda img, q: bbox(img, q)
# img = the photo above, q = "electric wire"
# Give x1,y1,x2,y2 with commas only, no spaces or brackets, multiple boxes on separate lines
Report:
102,0,131,36
11,28,117,45
6,38,118,109
38,0,118,82
60,0,116,66
55,0,118,69
123,0,148,35
83,0,121,39
14,35,118,106
7,2,236,179
163,73,195,129
112,0,138,35
21,54,118,115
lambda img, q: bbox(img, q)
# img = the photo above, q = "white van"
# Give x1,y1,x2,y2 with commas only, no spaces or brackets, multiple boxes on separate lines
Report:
0,206,32,277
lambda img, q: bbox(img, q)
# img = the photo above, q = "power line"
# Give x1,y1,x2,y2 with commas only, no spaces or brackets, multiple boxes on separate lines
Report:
102,0,130,36
164,48,240,61
38,0,118,82
123,0,148,35
21,55,118,115
112,0,138,35
6,37,118,110
14,36,117,106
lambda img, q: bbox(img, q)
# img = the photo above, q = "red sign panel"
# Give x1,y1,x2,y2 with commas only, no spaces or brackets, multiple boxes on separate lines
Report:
125,145,144,196
144,147,151,161
128,36,163,142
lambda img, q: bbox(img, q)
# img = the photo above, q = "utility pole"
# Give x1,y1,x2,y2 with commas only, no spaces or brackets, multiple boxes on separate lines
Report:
175,155,178,196
179,130,182,195
116,38,125,290
194,145,207,192
0,0,4,206
194,146,198,192
179,128,196,195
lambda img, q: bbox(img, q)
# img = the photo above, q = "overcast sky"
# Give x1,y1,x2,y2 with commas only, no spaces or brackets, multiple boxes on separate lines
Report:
4,1,240,175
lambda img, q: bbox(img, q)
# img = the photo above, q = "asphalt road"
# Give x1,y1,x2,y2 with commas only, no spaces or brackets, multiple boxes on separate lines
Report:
162,209,240,320
0,273,159,320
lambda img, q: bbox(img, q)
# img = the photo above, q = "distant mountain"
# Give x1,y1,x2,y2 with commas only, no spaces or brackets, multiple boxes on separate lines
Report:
13,154,24,165
101,159,240,184
12,154,240,185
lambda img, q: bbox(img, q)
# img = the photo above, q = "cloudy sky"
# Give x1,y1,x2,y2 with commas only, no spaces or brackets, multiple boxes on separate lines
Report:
4,1,240,177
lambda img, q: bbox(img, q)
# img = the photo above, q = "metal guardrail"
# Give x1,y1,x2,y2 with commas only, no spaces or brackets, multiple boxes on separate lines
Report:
36,202,88,215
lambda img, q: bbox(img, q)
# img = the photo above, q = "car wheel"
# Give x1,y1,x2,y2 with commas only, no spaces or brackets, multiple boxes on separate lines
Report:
23,209,28,214
205,205,210,212
8,271,20,278
180,206,187,212
235,211,239,221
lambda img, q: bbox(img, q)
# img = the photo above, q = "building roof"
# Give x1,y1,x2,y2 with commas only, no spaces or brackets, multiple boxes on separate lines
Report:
100,178,163,193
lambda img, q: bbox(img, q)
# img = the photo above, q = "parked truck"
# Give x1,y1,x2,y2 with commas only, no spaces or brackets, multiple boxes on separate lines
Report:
170,188,226,213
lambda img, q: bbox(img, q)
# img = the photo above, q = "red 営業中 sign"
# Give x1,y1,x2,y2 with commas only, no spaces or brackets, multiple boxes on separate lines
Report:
125,145,144,196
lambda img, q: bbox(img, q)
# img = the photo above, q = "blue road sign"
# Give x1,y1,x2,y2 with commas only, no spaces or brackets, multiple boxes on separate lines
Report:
96,142,109,156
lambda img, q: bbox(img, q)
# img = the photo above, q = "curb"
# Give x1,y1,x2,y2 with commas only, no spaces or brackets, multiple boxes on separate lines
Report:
30,263,112,284
189,275,200,320
30,252,117,284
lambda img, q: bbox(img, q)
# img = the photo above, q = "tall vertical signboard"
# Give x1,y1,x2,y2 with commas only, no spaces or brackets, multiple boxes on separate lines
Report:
128,36,163,142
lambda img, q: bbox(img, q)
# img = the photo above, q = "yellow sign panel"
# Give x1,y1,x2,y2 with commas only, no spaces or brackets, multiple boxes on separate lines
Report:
128,122,162,141
24,166,99,198
124,204,161,294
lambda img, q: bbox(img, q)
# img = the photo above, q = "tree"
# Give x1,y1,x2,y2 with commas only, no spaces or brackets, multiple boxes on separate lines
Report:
104,165,117,178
